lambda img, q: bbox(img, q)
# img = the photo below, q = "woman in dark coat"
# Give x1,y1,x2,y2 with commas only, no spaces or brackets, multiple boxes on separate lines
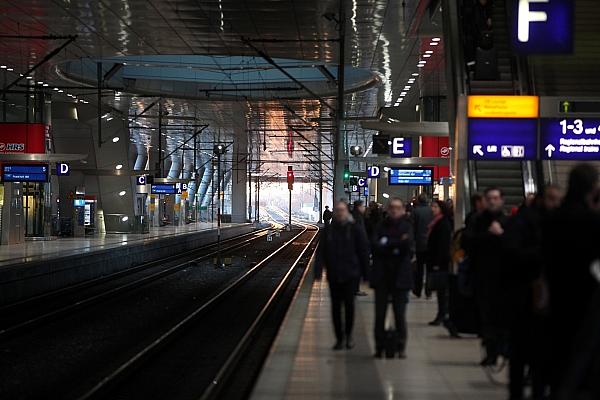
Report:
427,200,453,326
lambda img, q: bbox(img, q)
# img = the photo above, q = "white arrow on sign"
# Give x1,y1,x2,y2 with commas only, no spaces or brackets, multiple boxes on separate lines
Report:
545,144,556,158
473,145,484,156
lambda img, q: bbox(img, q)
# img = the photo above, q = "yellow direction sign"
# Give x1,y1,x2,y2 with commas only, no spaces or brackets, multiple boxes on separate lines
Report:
468,95,539,118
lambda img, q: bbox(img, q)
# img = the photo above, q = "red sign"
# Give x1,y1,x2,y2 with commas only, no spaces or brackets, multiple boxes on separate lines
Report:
0,123,46,154
421,137,450,180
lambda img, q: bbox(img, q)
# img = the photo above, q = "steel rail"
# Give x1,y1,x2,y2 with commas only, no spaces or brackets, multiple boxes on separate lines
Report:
78,223,315,400
0,226,278,339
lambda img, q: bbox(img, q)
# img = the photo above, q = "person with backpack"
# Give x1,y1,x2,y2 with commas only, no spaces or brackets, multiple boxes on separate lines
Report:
370,198,414,359
315,201,370,350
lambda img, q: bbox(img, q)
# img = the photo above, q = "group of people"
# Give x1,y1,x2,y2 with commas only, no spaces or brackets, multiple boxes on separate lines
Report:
315,163,600,400
316,197,414,358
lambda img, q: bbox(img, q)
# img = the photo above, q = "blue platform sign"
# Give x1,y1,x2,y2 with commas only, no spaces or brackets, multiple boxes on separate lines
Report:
390,137,412,158
512,0,573,54
541,118,600,160
151,183,176,194
367,165,380,178
388,168,433,186
2,164,49,182
468,118,538,160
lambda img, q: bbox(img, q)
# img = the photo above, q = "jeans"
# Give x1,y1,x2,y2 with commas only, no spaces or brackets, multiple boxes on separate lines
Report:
374,286,410,352
329,279,357,342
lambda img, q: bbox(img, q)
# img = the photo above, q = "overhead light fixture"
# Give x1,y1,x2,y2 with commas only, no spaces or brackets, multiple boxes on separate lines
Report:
112,136,120,143
118,190,126,196
106,117,114,121
426,50,434,54
115,164,123,170
53,88,59,91
404,86,411,90
0,65,5,69
383,166,390,172
432,37,441,42
430,42,439,46
37,81,43,85
423,54,431,58
43,83,49,87
412,73,419,76
408,79,415,83
26,76,33,80
417,64,425,68
7,68,13,71
400,93,407,97
58,90,64,93
382,193,390,199
121,216,129,222
416,104,420,112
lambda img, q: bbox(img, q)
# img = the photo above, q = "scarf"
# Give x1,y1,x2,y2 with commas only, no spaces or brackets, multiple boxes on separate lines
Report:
427,214,443,237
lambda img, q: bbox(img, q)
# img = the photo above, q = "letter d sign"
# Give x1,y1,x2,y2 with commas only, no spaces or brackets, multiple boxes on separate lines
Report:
57,163,70,176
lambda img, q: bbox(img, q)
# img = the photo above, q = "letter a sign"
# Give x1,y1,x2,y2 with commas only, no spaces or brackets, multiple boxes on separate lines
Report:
512,0,573,54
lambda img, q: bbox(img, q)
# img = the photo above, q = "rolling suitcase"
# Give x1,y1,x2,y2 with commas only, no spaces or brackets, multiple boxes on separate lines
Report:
474,47,497,80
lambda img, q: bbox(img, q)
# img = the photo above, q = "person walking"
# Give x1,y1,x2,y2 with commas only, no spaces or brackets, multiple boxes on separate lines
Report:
315,201,370,350
543,165,600,395
426,200,453,326
412,193,433,298
322,205,333,226
464,187,508,366
370,198,414,358
352,200,369,296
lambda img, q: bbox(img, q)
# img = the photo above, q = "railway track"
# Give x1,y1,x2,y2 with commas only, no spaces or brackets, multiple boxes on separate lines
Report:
0,222,318,400
0,225,279,338
78,223,319,400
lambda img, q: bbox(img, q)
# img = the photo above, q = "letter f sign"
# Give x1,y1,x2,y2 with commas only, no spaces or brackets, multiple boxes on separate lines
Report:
518,0,549,42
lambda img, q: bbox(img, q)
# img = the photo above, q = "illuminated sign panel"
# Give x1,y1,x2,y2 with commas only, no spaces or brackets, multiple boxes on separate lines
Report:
388,168,434,186
2,164,49,182
540,118,600,160
390,137,412,158
468,119,538,160
468,96,539,118
151,183,176,194
367,165,380,178
512,0,573,54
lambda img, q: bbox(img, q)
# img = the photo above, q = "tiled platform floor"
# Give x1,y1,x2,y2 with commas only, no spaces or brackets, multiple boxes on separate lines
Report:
0,222,241,267
252,277,507,400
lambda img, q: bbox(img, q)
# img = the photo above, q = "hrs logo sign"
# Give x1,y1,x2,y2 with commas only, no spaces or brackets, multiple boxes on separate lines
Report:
0,143,25,152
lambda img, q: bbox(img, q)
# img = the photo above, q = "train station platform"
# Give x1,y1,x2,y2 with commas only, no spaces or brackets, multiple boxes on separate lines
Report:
0,222,255,306
0,222,241,268
252,275,506,400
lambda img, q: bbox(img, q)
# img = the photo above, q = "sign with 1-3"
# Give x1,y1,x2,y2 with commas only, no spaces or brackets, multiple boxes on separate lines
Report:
540,118,600,160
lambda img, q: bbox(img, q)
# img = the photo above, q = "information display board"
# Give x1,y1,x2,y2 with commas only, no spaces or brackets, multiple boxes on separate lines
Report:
2,164,49,182
468,119,538,160
150,183,176,194
540,118,600,160
388,168,433,186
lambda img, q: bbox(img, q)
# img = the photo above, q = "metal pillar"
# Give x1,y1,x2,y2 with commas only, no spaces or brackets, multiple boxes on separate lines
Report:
97,62,102,148
333,0,346,203
216,152,223,268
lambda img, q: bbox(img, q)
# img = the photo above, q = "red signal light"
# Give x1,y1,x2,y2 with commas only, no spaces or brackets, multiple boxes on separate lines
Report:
287,166,294,190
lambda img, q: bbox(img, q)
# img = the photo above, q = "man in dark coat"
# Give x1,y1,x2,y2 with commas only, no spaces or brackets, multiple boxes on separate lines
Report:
504,185,561,399
370,198,414,358
322,206,333,226
464,186,508,366
315,201,370,350
543,164,600,395
412,193,433,297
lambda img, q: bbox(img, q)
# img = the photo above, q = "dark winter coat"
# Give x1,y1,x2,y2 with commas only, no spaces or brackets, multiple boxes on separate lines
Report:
370,216,415,290
315,216,369,284
413,203,433,252
426,216,452,272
